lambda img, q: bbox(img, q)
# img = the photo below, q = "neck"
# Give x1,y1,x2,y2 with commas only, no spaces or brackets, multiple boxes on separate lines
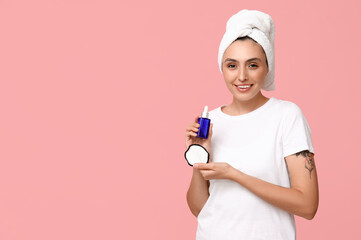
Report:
228,92,269,115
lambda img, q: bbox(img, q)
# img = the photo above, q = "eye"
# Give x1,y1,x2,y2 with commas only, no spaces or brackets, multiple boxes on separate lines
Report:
228,64,237,69
249,63,258,68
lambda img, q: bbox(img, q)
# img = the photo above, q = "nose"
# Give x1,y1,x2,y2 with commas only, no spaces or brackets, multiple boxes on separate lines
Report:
238,67,248,82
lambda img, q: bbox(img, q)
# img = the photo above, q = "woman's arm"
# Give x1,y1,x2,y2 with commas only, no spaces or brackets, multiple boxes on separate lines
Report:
194,150,319,220
184,119,214,217
186,168,210,217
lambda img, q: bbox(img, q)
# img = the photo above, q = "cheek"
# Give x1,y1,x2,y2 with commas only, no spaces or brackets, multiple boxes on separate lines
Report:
223,71,237,82
251,70,267,82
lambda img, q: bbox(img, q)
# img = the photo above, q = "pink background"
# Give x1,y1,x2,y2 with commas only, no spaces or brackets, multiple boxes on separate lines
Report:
0,0,360,239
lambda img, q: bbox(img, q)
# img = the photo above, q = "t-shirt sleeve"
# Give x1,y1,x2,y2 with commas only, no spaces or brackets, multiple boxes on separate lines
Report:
282,103,314,158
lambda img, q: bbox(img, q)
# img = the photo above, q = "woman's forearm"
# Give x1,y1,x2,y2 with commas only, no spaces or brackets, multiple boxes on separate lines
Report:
228,168,317,220
187,168,210,217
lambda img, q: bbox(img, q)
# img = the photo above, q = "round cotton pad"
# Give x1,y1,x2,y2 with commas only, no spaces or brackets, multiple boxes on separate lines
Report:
184,144,209,167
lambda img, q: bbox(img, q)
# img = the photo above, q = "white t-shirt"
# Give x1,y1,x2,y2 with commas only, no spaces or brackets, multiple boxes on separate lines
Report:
196,97,314,240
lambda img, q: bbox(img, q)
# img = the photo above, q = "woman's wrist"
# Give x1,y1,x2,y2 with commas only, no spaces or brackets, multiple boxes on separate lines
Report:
203,144,211,154
228,167,243,182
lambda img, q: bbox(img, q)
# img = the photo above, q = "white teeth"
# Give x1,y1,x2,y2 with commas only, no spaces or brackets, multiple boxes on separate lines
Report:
238,85,251,89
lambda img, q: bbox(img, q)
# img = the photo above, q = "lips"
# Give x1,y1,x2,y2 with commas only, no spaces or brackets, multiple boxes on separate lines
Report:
235,84,253,92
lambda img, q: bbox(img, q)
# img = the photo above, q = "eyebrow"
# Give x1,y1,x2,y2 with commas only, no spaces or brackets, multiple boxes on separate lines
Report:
224,57,262,63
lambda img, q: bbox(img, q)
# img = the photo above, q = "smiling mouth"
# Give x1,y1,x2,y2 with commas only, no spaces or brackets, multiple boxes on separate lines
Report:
235,84,253,88
238,85,251,89
234,84,254,92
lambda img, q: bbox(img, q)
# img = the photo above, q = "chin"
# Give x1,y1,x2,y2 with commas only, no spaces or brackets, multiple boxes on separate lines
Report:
230,87,262,101
234,95,258,102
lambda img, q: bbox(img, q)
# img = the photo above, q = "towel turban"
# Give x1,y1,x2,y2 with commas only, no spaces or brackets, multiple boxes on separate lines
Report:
218,9,275,91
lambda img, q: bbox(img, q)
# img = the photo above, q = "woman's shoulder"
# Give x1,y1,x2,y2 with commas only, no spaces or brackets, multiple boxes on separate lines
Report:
272,97,303,113
271,98,308,126
208,105,222,120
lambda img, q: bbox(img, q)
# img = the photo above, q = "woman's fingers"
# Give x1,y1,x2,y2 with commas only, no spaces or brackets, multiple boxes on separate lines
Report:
185,116,204,148
185,121,201,138
185,125,199,133
192,122,200,128
194,163,212,170
186,131,197,137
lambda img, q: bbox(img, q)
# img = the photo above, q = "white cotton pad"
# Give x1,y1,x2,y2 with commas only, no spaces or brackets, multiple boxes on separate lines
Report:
184,144,209,166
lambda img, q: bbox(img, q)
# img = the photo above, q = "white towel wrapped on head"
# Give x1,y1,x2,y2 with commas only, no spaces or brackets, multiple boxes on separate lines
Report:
218,9,275,91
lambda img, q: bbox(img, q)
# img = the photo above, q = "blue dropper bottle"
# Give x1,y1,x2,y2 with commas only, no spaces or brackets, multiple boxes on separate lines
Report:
197,106,211,139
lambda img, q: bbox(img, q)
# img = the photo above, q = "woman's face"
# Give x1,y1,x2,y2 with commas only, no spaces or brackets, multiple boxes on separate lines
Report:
222,39,268,102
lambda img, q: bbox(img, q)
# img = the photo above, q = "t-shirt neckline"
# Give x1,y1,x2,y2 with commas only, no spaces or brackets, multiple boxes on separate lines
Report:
217,97,275,119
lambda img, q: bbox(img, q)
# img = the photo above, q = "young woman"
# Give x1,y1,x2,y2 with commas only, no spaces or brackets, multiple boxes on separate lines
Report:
185,10,319,239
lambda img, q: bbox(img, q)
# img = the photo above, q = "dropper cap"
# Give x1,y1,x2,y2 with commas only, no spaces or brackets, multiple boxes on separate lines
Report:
201,106,209,118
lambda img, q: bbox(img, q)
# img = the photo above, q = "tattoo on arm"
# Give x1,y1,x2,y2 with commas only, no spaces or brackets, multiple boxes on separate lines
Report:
296,150,315,179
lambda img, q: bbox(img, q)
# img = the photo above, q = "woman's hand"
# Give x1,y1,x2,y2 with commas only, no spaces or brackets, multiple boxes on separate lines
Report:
194,162,237,180
185,116,213,153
